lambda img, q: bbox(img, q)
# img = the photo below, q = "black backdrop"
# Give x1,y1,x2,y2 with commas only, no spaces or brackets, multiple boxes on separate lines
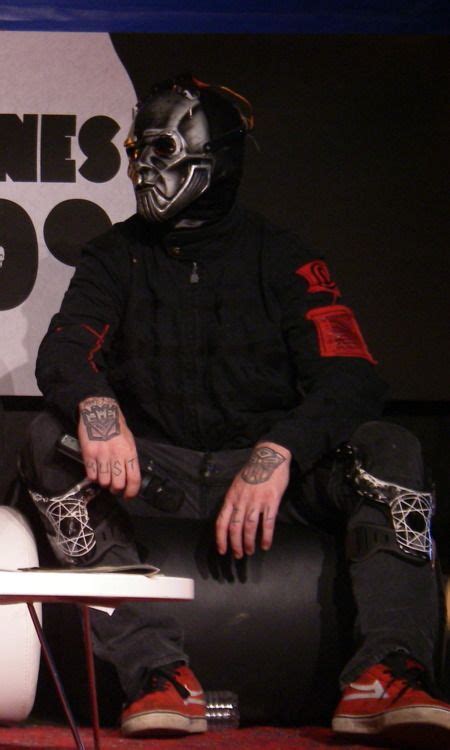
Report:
112,33,448,401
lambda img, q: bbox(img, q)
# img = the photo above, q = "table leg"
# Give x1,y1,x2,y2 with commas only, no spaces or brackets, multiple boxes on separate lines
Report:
26,602,86,750
80,605,101,750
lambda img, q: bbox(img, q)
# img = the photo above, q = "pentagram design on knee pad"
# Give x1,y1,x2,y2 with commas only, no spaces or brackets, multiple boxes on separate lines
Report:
351,464,434,561
28,479,100,564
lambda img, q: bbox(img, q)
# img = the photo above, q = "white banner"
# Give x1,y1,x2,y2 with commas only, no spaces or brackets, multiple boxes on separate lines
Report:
0,31,136,394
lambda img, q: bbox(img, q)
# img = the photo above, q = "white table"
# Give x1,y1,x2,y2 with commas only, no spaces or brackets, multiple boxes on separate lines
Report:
0,568,193,605
0,568,194,750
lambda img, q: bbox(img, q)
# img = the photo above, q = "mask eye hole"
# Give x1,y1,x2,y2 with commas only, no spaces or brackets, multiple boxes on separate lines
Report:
152,134,177,158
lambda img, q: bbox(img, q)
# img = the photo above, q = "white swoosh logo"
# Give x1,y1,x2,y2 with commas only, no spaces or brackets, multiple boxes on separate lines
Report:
342,679,385,701
183,689,205,706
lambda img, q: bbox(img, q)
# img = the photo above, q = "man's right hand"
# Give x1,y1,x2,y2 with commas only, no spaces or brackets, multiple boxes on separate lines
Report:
78,396,141,499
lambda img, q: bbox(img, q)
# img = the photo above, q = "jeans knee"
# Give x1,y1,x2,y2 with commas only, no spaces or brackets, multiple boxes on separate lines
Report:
20,410,81,495
349,420,425,491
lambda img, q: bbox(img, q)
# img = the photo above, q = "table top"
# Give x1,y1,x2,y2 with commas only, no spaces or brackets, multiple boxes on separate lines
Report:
0,569,194,606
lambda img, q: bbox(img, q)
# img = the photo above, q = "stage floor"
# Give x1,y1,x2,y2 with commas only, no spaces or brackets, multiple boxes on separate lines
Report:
0,723,394,750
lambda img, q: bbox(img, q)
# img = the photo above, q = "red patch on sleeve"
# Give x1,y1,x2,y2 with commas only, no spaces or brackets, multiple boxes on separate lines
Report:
306,305,377,364
295,260,341,301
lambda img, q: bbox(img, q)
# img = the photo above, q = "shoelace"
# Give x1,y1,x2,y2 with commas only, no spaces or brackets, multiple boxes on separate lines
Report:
147,663,190,700
382,654,431,702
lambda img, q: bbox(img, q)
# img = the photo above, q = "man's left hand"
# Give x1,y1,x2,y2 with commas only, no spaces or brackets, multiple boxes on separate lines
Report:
215,442,291,559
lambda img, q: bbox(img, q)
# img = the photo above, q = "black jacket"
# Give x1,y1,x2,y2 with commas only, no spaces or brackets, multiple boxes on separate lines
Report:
36,204,387,473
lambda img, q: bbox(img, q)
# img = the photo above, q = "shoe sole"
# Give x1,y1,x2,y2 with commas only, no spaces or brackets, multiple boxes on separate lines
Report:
333,706,450,749
121,710,207,738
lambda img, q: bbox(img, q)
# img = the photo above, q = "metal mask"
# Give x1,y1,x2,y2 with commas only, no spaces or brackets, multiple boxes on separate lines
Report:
126,88,215,223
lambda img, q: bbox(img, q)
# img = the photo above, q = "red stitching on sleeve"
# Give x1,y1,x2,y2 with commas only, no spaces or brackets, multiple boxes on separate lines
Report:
81,323,111,373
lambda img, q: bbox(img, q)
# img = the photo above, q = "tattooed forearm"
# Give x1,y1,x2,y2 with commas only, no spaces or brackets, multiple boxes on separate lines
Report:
241,446,286,484
80,397,120,441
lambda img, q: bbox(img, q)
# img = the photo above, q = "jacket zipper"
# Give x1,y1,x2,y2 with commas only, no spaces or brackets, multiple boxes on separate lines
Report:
190,261,200,283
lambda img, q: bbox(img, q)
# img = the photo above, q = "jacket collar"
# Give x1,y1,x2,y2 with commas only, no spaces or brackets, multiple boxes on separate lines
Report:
136,203,244,261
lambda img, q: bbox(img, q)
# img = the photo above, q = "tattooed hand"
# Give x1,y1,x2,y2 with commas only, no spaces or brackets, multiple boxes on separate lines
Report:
78,397,141,500
216,442,291,559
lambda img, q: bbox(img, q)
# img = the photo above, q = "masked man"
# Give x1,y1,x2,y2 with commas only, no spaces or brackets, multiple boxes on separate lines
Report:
21,75,450,745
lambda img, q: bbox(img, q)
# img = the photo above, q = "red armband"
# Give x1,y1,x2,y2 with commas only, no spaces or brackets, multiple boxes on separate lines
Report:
306,305,377,364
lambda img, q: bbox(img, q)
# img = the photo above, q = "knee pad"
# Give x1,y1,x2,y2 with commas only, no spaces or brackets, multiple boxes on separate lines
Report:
340,444,435,564
26,480,134,567
27,479,100,565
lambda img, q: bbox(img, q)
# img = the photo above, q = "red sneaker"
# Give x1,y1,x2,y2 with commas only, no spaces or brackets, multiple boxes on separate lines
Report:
121,662,207,737
332,653,450,749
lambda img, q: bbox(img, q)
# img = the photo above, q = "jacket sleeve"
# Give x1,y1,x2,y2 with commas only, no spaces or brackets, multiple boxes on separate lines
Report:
36,229,130,425
259,234,388,473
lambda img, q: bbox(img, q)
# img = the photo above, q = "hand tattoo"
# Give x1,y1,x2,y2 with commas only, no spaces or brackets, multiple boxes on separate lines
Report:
80,397,120,441
230,505,242,525
241,446,286,484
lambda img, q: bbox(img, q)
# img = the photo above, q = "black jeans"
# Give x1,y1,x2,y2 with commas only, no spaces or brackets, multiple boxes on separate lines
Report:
21,413,440,702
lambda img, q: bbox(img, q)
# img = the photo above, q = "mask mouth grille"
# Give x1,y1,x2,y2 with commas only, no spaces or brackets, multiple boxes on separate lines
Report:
136,162,212,222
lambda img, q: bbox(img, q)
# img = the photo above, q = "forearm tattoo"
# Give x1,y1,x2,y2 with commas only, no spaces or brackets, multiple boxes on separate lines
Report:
241,446,286,484
80,397,120,441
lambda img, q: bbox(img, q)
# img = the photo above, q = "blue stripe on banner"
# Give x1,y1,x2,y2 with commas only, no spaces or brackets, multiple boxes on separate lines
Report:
0,1,448,33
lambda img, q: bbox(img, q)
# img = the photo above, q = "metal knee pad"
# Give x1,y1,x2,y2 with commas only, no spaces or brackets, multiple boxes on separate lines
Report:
27,476,137,567
27,478,100,566
340,444,435,563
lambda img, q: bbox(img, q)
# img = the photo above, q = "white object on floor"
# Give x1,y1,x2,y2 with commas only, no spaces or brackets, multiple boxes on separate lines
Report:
0,506,41,723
